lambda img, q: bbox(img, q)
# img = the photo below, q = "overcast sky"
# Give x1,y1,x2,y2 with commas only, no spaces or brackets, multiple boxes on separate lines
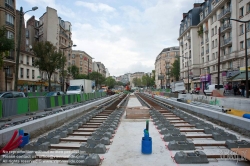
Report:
17,0,199,76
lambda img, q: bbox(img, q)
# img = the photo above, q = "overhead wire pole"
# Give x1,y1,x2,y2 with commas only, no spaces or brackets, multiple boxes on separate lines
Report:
229,18,250,98
217,27,221,90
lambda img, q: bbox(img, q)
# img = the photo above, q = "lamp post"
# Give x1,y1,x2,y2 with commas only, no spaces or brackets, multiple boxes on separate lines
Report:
60,44,76,91
14,6,38,91
176,55,190,93
4,66,9,91
228,18,250,98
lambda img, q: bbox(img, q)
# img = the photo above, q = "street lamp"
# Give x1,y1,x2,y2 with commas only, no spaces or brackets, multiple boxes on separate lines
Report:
60,44,76,91
4,66,9,91
227,18,250,98
176,55,191,93
14,6,38,91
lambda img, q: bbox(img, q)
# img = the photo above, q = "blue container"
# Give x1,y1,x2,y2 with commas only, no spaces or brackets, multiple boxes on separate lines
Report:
243,114,250,119
19,129,30,148
141,129,152,154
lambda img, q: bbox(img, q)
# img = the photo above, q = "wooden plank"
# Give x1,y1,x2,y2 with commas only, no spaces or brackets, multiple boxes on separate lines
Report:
186,135,213,138
174,125,195,127
180,129,204,132
60,138,88,142
194,143,226,146
69,132,92,136
231,148,250,161
74,128,96,132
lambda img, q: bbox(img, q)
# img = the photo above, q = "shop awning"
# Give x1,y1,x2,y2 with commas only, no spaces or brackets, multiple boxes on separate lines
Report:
183,79,192,84
231,72,250,81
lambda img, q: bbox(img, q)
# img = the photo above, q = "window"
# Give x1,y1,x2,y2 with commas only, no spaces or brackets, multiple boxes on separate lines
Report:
212,1,216,10
240,41,244,49
68,62,71,66
80,67,82,71
27,56,29,65
20,68,23,78
202,57,204,63
72,60,75,65
27,69,29,78
215,52,218,59
228,46,232,53
200,13,203,20
6,13,14,25
5,0,14,7
7,31,14,39
212,53,215,60
212,28,214,36
207,56,209,62
205,8,208,16
240,7,244,17
222,48,226,55
32,70,35,79
212,41,214,48
72,54,75,59
80,61,83,66
80,54,83,59
247,3,250,13
211,16,214,24
215,26,217,34
247,38,250,48
240,24,244,34
248,22,250,31
20,55,23,63
32,57,34,66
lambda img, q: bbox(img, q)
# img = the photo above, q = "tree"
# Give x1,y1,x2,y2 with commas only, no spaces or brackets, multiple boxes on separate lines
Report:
115,81,124,86
133,77,142,87
68,65,79,79
170,58,180,81
105,76,116,89
33,41,64,92
89,71,106,88
0,26,14,67
142,74,151,87
75,74,88,79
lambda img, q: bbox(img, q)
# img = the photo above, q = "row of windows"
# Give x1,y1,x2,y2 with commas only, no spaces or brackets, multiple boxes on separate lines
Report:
6,13,14,25
20,55,35,65
239,3,250,17
20,68,35,79
5,0,14,7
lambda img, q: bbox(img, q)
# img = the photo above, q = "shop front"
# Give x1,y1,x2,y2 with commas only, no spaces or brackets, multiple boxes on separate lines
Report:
17,80,49,92
200,74,211,92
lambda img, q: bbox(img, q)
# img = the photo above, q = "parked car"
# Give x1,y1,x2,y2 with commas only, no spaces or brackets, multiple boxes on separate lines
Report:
45,91,65,97
0,91,26,98
204,84,224,96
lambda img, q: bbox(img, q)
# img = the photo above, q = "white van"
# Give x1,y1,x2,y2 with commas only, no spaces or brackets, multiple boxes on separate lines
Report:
170,81,186,94
204,84,224,96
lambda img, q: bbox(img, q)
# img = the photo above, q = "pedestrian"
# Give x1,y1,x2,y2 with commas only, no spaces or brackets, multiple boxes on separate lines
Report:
240,83,245,97
233,84,238,96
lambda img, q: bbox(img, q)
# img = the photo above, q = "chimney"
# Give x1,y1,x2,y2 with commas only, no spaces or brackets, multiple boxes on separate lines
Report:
193,3,202,8
183,13,188,19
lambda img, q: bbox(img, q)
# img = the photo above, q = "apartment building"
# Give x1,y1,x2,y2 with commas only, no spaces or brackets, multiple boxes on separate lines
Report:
178,0,250,91
71,50,93,76
0,0,16,91
105,68,110,77
155,46,180,89
92,62,106,77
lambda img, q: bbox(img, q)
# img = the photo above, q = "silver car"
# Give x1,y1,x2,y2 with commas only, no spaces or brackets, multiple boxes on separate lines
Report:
0,91,26,98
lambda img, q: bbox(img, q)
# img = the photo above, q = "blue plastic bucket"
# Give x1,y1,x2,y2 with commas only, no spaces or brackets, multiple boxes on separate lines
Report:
141,137,152,154
19,129,30,147
243,114,250,119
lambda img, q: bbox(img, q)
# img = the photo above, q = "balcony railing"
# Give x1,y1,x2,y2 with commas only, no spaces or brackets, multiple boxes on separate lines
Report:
5,55,15,61
5,21,14,28
218,7,231,20
206,49,209,54
60,31,69,39
201,52,204,56
221,37,232,47
5,3,14,11
201,41,204,45
205,38,209,43
186,36,191,40
220,23,231,33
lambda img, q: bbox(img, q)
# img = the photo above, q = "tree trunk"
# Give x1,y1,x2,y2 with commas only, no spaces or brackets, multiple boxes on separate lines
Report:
48,73,52,92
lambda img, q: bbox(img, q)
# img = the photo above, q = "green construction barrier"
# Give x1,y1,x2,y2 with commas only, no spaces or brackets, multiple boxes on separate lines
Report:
77,94,81,102
0,100,2,118
17,98,29,114
65,95,69,104
58,95,63,106
84,93,88,101
50,96,55,107
70,95,74,103
29,97,38,112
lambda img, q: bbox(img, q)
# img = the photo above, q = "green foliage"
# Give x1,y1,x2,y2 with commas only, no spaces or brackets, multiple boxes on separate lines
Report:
115,81,124,86
170,58,180,81
132,77,142,87
197,26,203,36
89,71,106,87
75,74,88,79
105,76,116,89
68,65,79,79
33,41,64,91
0,26,14,67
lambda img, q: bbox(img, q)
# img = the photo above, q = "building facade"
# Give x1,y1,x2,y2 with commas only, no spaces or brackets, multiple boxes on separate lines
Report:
155,47,180,89
0,0,16,91
129,72,145,88
92,62,106,77
178,0,250,91
71,50,93,76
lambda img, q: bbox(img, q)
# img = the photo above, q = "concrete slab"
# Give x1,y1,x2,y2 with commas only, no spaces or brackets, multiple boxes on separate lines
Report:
127,97,142,107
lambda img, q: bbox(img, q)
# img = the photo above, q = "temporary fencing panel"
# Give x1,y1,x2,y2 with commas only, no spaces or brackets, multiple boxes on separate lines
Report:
17,98,29,115
0,100,2,118
2,99,17,117
38,97,47,111
58,96,63,106
50,96,55,107
70,95,74,104
77,94,81,102
29,97,38,112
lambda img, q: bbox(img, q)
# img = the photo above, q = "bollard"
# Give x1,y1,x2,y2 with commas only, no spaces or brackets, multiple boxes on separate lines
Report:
141,120,152,154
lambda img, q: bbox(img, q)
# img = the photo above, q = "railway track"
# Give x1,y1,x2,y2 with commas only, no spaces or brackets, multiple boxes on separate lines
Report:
1,94,129,165
136,93,250,165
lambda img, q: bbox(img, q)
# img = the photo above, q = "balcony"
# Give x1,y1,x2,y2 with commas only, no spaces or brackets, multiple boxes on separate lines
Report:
180,41,183,45
186,36,191,40
5,3,14,11
217,7,231,21
204,27,208,33
5,55,15,61
201,52,204,56
206,49,209,54
60,31,69,39
221,37,232,47
5,21,14,28
6,73,13,78
205,38,209,43
220,23,231,33
201,41,204,45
